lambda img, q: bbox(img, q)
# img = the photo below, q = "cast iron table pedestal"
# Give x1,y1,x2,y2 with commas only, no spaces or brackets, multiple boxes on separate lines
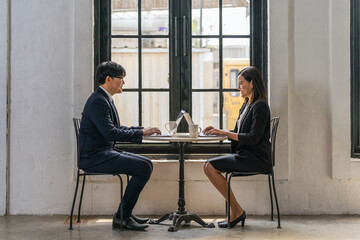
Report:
149,142,215,232
144,134,226,232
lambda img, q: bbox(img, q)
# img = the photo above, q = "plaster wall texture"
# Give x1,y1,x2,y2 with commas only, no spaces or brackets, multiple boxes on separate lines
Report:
3,0,360,215
0,0,9,216
9,0,75,214
268,0,289,181
74,0,93,118
287,0,334,214
330,0,352,179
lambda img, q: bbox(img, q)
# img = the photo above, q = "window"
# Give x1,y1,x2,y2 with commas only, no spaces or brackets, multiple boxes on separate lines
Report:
94,0,267,154
351,0,360,158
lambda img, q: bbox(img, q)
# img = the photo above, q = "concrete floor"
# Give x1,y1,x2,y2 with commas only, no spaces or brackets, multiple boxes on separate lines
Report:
0,215,359,240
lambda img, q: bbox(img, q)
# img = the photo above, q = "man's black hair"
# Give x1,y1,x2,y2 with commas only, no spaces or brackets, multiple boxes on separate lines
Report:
96,61,126,85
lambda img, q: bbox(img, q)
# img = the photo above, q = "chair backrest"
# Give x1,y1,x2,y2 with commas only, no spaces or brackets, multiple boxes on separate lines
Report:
270,117,280,166
73,118,81,168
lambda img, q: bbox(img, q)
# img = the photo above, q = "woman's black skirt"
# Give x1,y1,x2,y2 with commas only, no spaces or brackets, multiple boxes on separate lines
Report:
206,149,272,173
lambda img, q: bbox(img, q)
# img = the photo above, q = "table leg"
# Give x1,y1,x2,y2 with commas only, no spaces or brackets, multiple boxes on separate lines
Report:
149,142,215,231
149,212,173,224
177,142,186,213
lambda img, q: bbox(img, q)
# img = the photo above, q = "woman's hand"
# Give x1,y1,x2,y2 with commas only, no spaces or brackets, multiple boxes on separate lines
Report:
207,128,226,136
203,126,226,136
203,126,238,140
203,126,215,135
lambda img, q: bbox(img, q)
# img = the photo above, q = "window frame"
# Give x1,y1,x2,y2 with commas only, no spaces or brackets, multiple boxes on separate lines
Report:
94,0,267,154
351,0,360,158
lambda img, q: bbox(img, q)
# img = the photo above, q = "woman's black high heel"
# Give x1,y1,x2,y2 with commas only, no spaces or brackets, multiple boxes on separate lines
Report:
217,220,227,226
218,210,246,228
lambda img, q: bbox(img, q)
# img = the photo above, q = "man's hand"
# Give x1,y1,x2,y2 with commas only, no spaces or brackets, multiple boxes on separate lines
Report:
142,127,162,136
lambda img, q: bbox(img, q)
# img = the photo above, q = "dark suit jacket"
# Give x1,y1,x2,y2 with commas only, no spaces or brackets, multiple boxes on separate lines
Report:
231,98,271,165
79,87,143,170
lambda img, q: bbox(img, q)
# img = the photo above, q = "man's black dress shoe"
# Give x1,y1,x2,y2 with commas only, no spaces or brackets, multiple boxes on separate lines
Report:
131,214,149,224
112,214,149,231
218,211,246,228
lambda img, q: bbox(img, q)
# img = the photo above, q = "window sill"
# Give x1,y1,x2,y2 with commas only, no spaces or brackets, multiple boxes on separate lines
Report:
115,142,232,154
350,159,360,179
142,154,225,161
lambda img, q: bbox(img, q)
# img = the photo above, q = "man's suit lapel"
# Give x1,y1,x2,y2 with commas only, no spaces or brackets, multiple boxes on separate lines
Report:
97,88,120,127
109,99,120,127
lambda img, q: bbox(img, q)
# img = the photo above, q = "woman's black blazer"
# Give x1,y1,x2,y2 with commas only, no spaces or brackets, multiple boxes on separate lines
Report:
231,98,271,166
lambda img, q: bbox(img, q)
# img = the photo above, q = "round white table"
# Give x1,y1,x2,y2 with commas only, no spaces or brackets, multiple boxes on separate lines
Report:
143,133,227,232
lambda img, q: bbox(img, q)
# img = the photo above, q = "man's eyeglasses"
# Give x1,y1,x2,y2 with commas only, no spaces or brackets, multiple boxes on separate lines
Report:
112,76,125,83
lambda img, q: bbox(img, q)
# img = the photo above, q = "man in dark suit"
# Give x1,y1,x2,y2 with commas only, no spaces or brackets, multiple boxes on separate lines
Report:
79,61,161,231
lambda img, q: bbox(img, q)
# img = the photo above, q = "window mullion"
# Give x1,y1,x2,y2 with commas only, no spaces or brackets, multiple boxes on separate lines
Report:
251,0,268,87
176,0,191,133
170,0,182,122
138,0,142,126
351,0,360,157
219,0,223,130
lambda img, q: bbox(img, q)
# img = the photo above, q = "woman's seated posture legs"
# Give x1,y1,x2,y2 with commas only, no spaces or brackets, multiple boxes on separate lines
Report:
203,162,244,222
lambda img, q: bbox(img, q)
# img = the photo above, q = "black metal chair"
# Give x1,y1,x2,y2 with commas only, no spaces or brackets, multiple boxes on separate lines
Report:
225,117,281,228
70,117,128,230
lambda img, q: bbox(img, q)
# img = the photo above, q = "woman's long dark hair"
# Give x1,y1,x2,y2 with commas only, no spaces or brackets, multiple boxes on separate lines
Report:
238,66,267,102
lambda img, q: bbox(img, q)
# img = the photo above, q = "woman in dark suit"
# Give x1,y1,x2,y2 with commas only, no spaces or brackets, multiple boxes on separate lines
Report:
203,66,271,228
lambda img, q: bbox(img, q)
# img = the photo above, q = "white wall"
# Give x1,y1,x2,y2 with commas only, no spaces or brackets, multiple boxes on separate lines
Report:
8,0,75,214
74,0,93,117
0,0,9,216
1,0,359,216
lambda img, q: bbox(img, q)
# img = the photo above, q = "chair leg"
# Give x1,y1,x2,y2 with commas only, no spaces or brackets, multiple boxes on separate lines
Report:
227,174,232,229
69,171,80,230
116,175,124,231
127,175,135,220
271,173,281,228
268,174,274,221
225,173,228,217
77,174,86,223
